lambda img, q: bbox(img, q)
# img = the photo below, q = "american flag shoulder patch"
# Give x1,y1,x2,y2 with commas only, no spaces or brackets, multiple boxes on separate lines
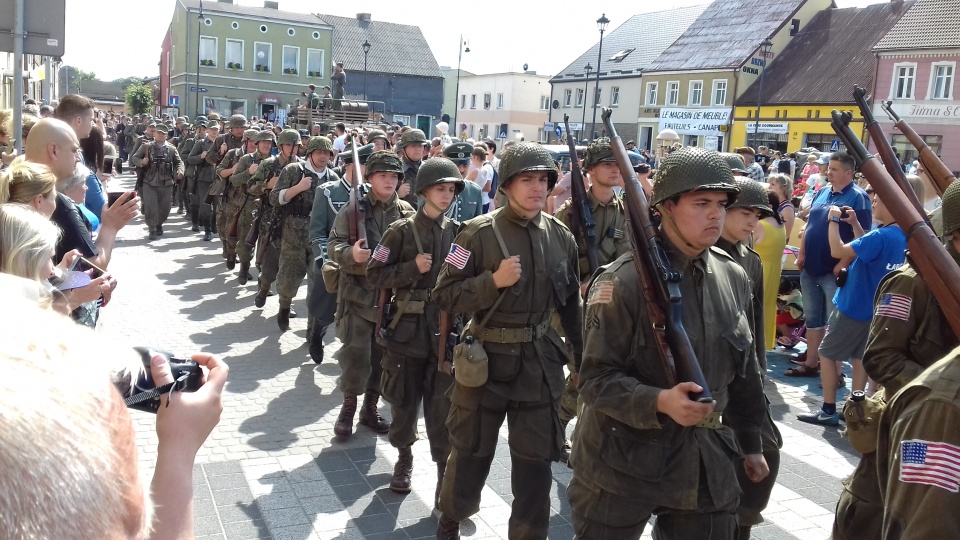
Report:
445,244,471,270
876,293,912,321
372,244,390,263
900,439,960,493
587,281,615,306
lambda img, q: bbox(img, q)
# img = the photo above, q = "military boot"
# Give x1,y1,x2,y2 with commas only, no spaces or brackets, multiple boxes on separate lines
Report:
436,515,460,540
156,225,163,236
334,394,358,437
309,323,325,364
148,228,158,241
389,447,414,493
190,209,200,232
434,461,446,510
254,282,269,308
226,254,237,270
278,299,291,331
559,420,572,463
358,391,391,433
203,227,213,241
238,263,252,285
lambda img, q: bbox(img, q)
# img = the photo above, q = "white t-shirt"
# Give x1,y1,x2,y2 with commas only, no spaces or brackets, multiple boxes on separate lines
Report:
333,134,347,153
477,163,494,206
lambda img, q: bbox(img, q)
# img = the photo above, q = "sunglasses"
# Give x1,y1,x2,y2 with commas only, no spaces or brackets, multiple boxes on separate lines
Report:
866,189,875,195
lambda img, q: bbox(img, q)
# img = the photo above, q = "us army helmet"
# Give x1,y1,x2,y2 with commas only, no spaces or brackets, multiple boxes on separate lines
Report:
651,147,739,207
365,150,404,180
305,136,334,155
415,157,465,196
582,138,617,170
277,129,301,147
719,152,748,174
942,179,960,236
729,177,773,218
498,142,559,191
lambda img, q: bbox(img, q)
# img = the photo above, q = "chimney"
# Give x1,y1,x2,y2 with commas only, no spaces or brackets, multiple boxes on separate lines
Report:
264,1,279,9
357,13,372,22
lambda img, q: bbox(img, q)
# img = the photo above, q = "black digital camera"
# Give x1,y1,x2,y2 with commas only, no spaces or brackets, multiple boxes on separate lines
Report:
116,347,204,413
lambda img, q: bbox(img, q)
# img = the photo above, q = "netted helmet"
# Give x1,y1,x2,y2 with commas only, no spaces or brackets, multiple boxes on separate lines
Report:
277,129,301,146
582,138,617,170
365,150,403,179
729,177,773,218
341,143,375,165
443,142,474,165
415,158,465,196
498,142,559,191
367,129,388,143
651,147,739,207
719,152,747,174
204,120,220,130
228,114,247,128
305,136,333,154
254,130,276,144
942,179,960,235
397,129,427,150
242,129,259,141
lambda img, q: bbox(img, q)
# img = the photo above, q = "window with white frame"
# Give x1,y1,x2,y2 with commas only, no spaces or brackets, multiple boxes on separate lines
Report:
892,63,916,99
540,95,549,110
666,81,679,106
393,114,410,125
199,36,217,67
253,42,271,73
306,48,324,78
646,82,658,106
563,89,572,107
469,125,475,138
470,94,477,109
594,87,602,106
282,46,299,76
538,128,547,143
225,39,243,70
610,86,620,106
931,62,955,100
712,79,727,106
460,95,466,109
689,81,703,106
497,93,504,109
483,93,491,109
575,88,584,107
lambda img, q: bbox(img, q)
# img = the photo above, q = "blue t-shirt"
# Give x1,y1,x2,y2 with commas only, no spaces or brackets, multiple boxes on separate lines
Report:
803,183,872,277
834,224,907,321
84,171,106,220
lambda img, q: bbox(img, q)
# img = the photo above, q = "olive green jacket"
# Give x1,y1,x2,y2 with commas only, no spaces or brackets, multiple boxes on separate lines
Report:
554,188,630,282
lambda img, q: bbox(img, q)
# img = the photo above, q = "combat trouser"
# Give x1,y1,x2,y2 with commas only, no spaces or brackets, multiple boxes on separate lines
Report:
236,198,258,264
196,180,214,227
733,395,782,530
568,468,739,540
142,183,173,229
380,350,453,463
216,198,229,247
223,193,246,258
308,276,338,331
258,239,281,287
833,452,883,540
335,311,383,396
276,217,310,307
439,383,561,540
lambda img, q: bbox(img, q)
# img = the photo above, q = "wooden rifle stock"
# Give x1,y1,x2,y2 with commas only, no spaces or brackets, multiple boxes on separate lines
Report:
227,195,246,240
880,100,958,197
852,86,925,216
563,114,599,276
346,136,368,250
831,110,960,337
438,311,454,374
376,288,390,339
600,109,713,403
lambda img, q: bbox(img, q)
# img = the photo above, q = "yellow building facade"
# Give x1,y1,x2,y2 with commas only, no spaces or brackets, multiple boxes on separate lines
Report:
731,104,867,154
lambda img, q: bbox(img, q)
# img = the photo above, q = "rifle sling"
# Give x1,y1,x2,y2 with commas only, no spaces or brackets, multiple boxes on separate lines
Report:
474,219,511,333
387,222,426,331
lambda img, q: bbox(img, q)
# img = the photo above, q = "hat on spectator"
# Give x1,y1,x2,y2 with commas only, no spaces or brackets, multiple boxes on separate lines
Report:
816,154,831,165
734,146,755,157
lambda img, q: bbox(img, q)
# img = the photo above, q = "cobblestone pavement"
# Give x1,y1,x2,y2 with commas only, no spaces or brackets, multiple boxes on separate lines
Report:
98,173,858,540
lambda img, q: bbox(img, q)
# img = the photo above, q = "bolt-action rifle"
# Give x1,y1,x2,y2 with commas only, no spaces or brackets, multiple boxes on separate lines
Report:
563,114,599,276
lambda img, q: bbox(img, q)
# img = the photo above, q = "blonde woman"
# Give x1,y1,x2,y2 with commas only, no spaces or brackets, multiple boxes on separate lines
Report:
767,173,796,240
0,159,58,217
0,203,110,314
753,189,787,351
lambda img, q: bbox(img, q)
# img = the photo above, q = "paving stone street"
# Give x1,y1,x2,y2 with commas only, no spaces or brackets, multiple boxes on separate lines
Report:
98,173,858,540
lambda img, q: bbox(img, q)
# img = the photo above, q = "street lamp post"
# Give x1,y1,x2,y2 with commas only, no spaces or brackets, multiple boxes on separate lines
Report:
590,13,610,140
362,40,371,101
195,0,204,117
752,37,773,149
452,35,470,140
581,63,592,142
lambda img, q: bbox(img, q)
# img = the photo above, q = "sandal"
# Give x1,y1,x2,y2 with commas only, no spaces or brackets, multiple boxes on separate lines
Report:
789,351,808,365
785,364,820,377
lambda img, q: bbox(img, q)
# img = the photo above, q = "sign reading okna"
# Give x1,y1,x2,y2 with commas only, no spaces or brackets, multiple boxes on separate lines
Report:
658,107,732,137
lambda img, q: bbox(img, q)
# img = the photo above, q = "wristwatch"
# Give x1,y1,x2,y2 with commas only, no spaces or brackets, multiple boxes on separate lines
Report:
829,216,841,223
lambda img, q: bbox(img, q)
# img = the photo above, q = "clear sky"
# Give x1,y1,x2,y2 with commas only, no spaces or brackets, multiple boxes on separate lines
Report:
62,0,887,81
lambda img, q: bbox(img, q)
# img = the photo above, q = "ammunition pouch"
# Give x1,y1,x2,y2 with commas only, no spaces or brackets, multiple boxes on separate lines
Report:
208,175,227,197
320,260,340,293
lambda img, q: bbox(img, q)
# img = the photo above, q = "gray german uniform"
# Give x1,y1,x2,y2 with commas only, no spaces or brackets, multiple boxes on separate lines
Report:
131,140,184,187
309,173,350,271
443,180,484,222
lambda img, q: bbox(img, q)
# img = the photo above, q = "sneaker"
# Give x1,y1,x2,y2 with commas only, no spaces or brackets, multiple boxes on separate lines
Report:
797,410,840,426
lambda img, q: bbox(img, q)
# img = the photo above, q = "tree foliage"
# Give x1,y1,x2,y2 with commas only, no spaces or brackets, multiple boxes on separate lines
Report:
125,82,154,115
112,76,147,87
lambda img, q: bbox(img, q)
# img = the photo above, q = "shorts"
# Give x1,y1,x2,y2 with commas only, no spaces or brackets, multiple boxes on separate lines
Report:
819,310,870,361
799,270,838,329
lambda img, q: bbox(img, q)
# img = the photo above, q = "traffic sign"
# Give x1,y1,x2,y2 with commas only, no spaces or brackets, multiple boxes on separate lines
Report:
830,139,841,152
498,130,507,139
555,126,562,137
190,86,208,93
544,122,555,131
168,95,180,106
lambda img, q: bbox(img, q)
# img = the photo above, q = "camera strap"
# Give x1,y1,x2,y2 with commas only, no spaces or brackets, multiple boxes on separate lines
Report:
123,372,192,409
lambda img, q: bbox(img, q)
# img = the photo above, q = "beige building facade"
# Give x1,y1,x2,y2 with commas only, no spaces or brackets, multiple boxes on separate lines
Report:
454,72,551,143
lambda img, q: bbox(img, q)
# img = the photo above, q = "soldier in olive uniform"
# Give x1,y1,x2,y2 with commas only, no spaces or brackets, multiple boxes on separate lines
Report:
217,128,258,268
268,136,336,331
432,143,584,540
366,158,464,501
552,137,631,461
833,179,960,540
249,129,302,309
714,177,784,540
441,142,484,223
187,120,221,240
231,130,276,284
130,126,185,240
395,129,426,206
177,121,205,215
327,151,416,438
306,144,369,363
568,147,769,540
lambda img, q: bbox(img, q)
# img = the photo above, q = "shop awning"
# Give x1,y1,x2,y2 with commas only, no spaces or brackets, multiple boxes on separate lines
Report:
258,93,280,104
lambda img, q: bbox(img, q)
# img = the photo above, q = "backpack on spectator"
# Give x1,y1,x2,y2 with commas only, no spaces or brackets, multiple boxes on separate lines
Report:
485,161,499,193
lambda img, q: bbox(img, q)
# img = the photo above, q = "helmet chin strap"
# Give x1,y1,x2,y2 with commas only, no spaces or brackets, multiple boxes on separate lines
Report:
660,206,698,251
